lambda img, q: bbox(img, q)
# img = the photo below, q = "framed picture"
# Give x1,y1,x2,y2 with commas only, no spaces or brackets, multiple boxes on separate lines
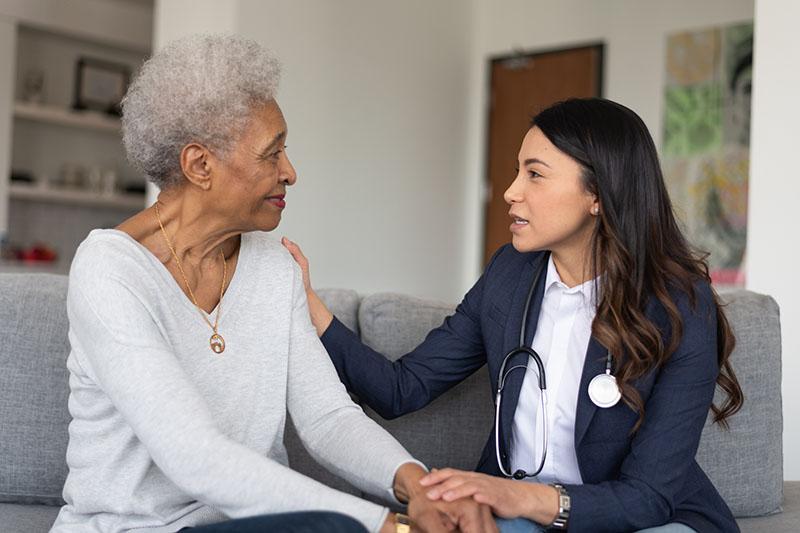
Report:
72,57,130,115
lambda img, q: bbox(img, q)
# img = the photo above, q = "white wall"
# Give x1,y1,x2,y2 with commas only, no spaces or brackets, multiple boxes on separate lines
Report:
153,0,797,479
155,0,472,302
749,0,800,480
465,0,800,481
461,0,755,286
153,0,237,51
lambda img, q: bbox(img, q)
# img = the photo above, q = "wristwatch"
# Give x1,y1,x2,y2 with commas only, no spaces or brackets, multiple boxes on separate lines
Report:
549,483,571,530
395,512,411,533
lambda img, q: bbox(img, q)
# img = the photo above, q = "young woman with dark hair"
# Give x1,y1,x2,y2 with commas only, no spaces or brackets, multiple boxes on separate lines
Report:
284,98,744,533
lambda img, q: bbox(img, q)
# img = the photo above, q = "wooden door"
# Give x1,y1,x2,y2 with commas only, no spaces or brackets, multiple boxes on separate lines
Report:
483,44,603,264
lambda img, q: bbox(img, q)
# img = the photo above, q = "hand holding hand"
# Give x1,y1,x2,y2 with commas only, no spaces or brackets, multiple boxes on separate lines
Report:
404,493,497,533
420,468,558,525
393,463,498,532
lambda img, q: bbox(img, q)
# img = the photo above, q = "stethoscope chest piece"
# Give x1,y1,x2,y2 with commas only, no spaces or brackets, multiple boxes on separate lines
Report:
587,371,621,408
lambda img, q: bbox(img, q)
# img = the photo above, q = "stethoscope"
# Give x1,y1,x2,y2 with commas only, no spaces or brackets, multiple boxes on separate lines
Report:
494,252,622,480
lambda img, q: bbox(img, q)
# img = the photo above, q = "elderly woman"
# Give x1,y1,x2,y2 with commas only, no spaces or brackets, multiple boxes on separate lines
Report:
50,35,493,533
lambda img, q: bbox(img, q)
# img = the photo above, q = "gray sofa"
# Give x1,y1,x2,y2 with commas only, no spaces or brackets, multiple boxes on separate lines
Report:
0,273,796,532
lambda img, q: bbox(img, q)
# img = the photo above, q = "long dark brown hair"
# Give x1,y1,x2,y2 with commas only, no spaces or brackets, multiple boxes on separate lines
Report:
532,98,743,431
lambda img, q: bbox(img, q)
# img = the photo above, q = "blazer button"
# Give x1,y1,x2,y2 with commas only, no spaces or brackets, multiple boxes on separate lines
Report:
501,452,507,460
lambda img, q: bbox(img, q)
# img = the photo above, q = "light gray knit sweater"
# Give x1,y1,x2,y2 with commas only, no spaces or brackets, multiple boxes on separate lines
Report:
51,229,419,533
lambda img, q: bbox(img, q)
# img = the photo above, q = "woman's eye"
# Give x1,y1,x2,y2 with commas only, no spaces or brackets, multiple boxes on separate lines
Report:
528,170,542,179
263,145,287,161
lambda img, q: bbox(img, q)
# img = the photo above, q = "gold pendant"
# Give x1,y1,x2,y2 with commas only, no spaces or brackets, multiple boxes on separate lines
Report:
210,333,226,354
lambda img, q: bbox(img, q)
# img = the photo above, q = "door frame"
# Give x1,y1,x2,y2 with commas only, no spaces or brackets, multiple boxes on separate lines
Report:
480,42,605,264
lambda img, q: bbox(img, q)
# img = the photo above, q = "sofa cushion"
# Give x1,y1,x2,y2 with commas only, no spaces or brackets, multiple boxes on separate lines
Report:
318,288,360,336
696,290,783,517
0,274,70,505
737,481,799,532
0,503,60,532
358,293,494,472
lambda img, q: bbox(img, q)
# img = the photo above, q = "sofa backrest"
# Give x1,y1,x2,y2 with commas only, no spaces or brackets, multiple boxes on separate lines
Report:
330,289,783,518
0,273,70,506
696,290,783,516
0,275,783,519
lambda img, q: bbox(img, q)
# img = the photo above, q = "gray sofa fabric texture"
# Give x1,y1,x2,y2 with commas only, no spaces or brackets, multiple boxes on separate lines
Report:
694,290,783,517
0,275,795,533
0,274,70,506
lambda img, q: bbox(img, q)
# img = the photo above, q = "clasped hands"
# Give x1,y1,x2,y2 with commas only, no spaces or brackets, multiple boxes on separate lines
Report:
389,464,557,532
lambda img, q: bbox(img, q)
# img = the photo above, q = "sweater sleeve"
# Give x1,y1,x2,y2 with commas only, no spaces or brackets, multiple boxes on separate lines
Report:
285,261,425,505
67,255,392,532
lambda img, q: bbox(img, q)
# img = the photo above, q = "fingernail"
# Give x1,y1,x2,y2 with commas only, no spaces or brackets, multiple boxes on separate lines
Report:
426,490,437,499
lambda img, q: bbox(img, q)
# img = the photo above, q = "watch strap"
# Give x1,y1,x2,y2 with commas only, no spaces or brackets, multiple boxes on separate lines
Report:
548,483,571,530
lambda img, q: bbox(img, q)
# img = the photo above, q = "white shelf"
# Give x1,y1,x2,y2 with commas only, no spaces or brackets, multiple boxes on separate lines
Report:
13,101,121,133
9,183,144,210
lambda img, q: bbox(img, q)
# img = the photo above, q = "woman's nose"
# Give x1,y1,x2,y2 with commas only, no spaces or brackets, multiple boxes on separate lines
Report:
280,153,297,186
503,174,523,205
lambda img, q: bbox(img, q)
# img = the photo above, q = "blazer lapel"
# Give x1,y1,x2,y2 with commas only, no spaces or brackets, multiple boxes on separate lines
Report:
574,337,609,446
498,253,548,465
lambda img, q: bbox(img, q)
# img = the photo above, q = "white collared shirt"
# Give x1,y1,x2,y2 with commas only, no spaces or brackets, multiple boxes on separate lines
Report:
510,255,597,485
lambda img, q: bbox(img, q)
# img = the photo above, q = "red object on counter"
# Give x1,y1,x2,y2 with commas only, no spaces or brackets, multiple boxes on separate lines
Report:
17,243,58,262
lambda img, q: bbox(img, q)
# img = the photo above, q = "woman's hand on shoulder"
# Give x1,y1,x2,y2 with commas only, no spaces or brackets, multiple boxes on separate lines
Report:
282,237,334,336
281,237,312,291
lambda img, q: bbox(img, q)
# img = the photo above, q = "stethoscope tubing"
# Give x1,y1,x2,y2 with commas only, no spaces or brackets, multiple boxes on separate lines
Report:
493,251,617,480
494,252,551,479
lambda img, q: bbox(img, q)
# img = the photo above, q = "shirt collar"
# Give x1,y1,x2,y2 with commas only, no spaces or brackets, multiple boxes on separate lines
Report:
544,254,598,303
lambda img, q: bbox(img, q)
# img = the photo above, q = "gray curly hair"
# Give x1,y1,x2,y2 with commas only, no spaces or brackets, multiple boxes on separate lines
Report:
121,34,281,189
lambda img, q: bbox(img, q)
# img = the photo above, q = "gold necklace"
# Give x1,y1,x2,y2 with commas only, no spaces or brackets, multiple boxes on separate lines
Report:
154,201,227,354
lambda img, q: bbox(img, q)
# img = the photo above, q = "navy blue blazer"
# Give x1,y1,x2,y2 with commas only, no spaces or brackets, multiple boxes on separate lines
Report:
320,245,738,532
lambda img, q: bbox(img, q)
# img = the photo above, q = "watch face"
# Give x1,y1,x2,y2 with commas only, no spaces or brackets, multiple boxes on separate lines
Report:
560,494,571,510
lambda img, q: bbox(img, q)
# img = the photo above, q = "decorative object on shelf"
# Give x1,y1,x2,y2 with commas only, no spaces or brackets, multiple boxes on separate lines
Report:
22,69,45,104
58,162,87,189
73,57,130,116
4,242,59,263
122,181,146,195
86,166,103,192
10,169,35,184
102,169,118,196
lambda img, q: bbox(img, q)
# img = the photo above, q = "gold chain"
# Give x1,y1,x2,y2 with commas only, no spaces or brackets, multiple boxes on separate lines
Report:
154,201,227,353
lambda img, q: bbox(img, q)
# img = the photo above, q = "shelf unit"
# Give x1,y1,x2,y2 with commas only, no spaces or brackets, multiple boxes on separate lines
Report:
13,101,120,133
0,21,151,275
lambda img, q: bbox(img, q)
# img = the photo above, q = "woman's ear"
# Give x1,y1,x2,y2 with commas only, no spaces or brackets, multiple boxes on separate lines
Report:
180,143,213,190
591,199,601,216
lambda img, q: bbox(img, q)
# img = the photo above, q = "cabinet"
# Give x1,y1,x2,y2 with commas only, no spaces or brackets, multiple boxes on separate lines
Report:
1,24,150,274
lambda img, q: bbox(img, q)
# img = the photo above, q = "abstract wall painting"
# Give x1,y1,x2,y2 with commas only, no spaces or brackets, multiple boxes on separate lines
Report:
663,22,752,286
